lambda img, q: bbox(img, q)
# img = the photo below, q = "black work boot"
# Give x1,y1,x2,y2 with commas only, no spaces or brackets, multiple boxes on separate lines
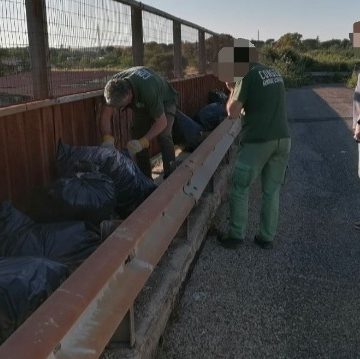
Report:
254,235,273,249
217,233,243,249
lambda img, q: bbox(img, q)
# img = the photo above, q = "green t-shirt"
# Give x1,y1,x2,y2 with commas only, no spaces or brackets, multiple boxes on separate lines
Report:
233,63,290,143
113,67,178,119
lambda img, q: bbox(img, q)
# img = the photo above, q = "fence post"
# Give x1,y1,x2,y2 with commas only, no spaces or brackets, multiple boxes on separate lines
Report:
25,0,51,99
198,30,206,74
173,21,182,78
131,6,144,66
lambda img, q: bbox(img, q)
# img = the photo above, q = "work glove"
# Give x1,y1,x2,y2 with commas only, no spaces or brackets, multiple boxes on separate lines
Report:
127,137,149,156
101,134,115,148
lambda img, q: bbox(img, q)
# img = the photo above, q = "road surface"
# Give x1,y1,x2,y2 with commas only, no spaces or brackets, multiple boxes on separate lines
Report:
157,85,360,359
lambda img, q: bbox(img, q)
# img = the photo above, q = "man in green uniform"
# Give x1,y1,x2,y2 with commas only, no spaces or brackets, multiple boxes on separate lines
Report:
101,66,178,179
218,43,291,249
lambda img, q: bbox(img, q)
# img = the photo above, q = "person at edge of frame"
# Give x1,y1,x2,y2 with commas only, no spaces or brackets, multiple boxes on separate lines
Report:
100,66,178,179
351,19,360,229
352,70,360,229
217,41,291,250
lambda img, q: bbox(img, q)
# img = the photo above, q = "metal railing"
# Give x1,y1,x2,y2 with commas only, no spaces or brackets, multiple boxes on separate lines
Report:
0,0,219,106
0,117,241,358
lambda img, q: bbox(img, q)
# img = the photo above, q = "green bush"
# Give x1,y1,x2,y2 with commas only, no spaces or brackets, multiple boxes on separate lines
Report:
259,34,360,88
261,46,310,88
346,72,359,88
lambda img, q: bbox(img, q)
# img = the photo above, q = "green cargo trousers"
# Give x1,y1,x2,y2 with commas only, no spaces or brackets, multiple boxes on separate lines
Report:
229,137,291,242
131,103,177,179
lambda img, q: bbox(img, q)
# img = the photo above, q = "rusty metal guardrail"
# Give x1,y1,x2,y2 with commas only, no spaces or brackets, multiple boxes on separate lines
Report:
0,117,241,359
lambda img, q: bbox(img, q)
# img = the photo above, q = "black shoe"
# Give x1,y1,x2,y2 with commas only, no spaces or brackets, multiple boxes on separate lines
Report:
254,236,273,249
217,234,243,249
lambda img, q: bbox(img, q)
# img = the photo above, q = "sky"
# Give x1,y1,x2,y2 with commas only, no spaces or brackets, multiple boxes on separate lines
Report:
1,0,359,48
142,0,360,42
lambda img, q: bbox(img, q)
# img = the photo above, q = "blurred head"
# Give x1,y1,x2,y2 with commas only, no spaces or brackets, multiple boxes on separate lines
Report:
104,78,132,109
213,38,259,82
351,21,360,57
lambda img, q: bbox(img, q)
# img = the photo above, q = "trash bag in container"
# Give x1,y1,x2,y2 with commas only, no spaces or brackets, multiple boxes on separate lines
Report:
56,142,156,217
0,201,34,241
0,257,69,343
173,110,205,151
208,89,228,104
49,172,116,224
56,141,115,177
102,152,156,216
193,102,227,131
0,221,101,271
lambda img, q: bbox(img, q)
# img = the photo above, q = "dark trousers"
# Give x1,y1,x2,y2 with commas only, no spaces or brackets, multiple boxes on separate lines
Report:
131,103,176,178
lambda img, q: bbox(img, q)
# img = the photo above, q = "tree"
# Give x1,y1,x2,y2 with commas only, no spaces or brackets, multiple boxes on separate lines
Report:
205,33,234,62
265,39,275,45
320,39,342,50
302,37,320,51
275,33,303,50
182,41,198,67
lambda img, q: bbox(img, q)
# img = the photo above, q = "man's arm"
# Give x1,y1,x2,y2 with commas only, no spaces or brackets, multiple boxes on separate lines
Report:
144,113,167,141
354,116,360,142
226,82,243,119
127,112,167,155
100,104,115,145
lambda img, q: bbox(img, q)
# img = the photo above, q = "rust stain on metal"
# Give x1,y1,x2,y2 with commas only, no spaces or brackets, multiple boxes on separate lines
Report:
0,113,238,359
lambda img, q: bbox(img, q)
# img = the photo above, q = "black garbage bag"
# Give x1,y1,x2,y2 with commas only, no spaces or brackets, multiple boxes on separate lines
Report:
56,142,156,217
173,110,205,151
0,221,101,270
103,153,156,216
208,89,228,104
0,257,69,343
193,102,227,131
48,172,116,224
0,201,34,241
56,142,114,177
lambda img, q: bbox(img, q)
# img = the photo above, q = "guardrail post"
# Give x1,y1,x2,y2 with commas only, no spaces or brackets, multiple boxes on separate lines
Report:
110,307,136,347
131,6,144,66
198,30,206,74
25,0,51,99
173,20,182,78
100,220,135,347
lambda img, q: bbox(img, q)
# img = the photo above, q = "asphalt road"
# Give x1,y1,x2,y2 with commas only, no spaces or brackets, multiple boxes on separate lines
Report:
156,85,360,359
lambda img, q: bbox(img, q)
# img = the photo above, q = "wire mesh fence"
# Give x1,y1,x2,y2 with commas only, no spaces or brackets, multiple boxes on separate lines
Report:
46,0,132,97
181,24,199,77
0,0,33,106
0,0,217,107
205,32,216,73
142,11,174,79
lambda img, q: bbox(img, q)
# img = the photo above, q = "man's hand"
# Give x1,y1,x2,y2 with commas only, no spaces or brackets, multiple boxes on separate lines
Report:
225,82,236,91
127,137,150,156
354,123,360,142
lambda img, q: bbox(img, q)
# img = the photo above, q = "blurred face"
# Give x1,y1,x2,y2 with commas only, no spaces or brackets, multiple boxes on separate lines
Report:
213,38,258,83
352,21,360,57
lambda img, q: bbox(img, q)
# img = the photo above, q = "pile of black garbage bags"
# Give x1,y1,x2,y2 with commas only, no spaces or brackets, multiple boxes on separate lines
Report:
0,88,227,343
0,143,157,343
173,89,228,151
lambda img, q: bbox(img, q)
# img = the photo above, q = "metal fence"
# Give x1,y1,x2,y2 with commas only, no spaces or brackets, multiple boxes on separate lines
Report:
46,0,132,97
0,0,219,107
142,11,174,78
181,24,199,76
0,0,32,105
